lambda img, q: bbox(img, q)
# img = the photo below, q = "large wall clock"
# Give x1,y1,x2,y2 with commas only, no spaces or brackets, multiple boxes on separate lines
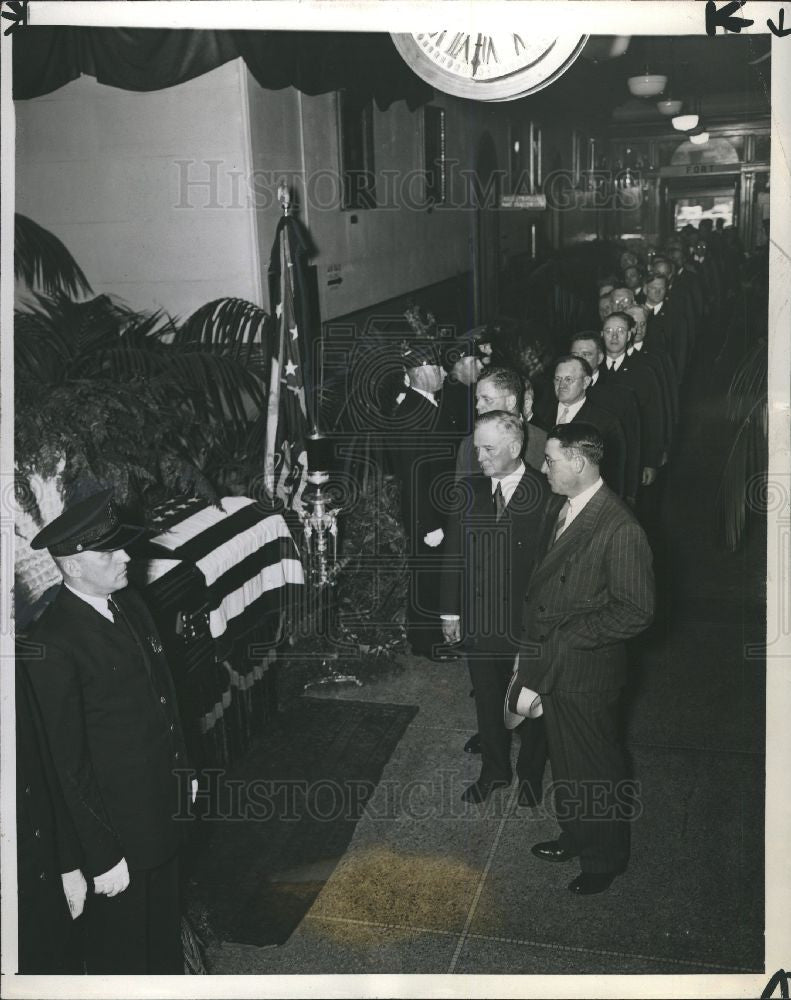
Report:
391,32,588,102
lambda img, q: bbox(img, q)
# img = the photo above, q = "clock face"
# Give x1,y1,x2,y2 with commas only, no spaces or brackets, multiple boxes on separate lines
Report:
392,32,588,102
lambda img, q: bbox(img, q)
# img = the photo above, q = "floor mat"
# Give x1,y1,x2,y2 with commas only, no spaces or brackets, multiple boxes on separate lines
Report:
184,697,418,947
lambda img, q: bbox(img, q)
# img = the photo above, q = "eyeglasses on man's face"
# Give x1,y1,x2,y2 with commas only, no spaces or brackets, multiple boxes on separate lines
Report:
553,375,583,387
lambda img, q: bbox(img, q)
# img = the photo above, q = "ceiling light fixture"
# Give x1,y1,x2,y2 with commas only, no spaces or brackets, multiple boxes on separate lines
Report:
627,74,667,98
672,113,699,131
657,99,682,116
689,131,710,145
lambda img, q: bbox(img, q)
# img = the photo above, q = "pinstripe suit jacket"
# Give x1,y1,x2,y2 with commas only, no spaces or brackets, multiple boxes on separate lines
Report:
517,484,654,694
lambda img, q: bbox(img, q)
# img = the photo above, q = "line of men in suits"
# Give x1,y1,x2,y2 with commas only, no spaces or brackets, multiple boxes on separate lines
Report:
385,228,743,892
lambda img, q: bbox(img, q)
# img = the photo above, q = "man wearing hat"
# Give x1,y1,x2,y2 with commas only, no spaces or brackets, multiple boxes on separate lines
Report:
389,339,457,658
23,489,192,973
506,424,654,894
440,335,483,446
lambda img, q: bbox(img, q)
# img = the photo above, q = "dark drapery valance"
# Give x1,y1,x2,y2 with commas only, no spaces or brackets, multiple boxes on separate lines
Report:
13,27,433,109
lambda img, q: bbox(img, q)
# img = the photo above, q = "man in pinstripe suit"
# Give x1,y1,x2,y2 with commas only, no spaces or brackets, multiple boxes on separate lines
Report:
508,423,655,895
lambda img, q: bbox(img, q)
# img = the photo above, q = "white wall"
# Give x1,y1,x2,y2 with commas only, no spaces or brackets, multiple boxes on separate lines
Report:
246,74,536,322
15,60,262,321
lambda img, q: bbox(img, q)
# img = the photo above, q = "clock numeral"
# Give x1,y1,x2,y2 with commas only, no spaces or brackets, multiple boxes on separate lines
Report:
446,31,470,62
483,35,498,65
425,31,447,49
514,33,526,56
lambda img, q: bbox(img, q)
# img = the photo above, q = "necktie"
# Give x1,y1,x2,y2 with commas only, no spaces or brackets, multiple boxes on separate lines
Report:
607,359,614,371
493,481,506,521
553,500,571,544
559,405,570,424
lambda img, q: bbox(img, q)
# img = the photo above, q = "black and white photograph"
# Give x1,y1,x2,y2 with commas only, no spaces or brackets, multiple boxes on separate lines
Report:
1,2,789,997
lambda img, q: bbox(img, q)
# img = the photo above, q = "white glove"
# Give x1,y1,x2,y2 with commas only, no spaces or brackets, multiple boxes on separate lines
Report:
61,869,87,919
423,528,444,548
192,778,198,803
94,857,130,897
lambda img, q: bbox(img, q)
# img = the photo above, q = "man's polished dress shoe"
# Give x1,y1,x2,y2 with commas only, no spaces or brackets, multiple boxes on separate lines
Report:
461,779,509,804
463,732,482,754
530,840,579,863
567,872,617,895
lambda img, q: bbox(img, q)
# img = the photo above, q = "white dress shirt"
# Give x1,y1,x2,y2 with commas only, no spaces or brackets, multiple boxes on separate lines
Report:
629,341,644,354
555,396,586,425
491,461,526,506
558,477,604,535
65,582,115,622
442,462,526,621
606,354,626,372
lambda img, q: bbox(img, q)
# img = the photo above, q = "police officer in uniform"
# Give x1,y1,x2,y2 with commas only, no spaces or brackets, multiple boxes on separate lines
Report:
24,489,193,974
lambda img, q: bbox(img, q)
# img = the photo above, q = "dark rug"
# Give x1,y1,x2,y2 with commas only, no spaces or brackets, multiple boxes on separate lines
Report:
184,697,418,947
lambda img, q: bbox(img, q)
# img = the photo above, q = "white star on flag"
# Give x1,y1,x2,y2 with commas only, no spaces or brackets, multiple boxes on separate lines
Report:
276,303,283,318
284,360,298,377
289,326,299,340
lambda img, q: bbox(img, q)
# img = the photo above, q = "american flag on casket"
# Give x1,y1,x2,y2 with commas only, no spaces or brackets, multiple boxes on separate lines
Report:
145,495,304,660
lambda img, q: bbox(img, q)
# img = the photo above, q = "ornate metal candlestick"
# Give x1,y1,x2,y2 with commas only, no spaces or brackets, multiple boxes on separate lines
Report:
300,434,360,689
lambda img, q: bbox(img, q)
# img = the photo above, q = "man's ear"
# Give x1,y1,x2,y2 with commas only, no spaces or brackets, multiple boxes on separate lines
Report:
60,556,80,577
505,394,517,413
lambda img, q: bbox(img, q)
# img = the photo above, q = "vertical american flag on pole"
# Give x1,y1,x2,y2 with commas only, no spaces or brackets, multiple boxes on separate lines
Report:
265,197,311,512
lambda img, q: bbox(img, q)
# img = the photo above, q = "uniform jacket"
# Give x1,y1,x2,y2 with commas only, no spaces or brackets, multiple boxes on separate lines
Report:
517,484,654,694
440,467,558,658
24,585,190,877
389,387,458,543
16,661,82,973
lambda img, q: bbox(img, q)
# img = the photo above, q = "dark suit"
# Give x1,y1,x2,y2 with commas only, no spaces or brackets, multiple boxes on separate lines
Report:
587,374,642,503
441,468,558,792
24,584,189,973
389,387,458,652
16,662,83,974
598,355,664,473
535,397,627,499
517,484,654,873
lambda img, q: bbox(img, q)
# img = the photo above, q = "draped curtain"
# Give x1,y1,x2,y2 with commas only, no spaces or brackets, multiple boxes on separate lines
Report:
13,27,433,109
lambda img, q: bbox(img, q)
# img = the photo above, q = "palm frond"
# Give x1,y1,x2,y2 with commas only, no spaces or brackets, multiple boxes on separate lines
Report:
15,215,93,298
714,334,768,550
174,297,270,366
724,337,767,427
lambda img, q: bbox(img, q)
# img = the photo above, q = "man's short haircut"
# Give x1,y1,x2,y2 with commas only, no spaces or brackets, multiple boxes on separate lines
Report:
548,421,604,467
626,304,648,321
475,409,525,448
477,366,523,403
570,332,606,355
645,271,668,287
554,354,593,378
605,310,635,332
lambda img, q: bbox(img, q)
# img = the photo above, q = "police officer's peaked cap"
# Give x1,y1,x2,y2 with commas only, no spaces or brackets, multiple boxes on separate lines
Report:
30,489,146,557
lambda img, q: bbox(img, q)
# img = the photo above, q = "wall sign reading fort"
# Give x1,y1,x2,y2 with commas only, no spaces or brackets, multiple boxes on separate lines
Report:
391,31,588,101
